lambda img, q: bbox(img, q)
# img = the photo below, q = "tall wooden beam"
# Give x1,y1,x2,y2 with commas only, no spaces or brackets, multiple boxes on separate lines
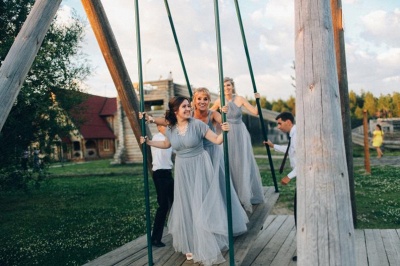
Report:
81,0,152,169
330,0,357,226
362,110,371,173
0,0,62,131
295,0,355,265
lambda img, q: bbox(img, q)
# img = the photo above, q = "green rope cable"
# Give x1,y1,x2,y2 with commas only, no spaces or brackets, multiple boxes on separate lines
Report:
163,0,192,100
213,1,235,265
233,0,279,192
134,0,153,265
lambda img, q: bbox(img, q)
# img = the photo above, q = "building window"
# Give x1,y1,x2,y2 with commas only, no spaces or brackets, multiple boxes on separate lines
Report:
103,139,110,151
73,141,80,151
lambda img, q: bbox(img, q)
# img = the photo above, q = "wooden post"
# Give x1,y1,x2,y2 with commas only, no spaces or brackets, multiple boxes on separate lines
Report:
81,0,152,169
0,0,62,132
363,110,371,173
295,0,355,265
330,0,357,226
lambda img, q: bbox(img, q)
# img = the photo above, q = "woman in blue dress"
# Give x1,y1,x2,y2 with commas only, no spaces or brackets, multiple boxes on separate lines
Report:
192,87,248,234
210,77,265,212
141,96,231,265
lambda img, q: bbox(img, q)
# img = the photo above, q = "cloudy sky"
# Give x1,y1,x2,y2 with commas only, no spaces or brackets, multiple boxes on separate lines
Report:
59,0,400,100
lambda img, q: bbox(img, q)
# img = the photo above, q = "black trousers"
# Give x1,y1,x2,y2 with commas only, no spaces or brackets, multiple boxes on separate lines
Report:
151,169,174,242
294,191,297,228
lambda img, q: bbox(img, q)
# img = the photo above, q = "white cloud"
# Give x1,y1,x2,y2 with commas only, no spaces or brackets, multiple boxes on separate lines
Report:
343,0,359,4
377,48,400,67
61,0,398,101
360,8,400,47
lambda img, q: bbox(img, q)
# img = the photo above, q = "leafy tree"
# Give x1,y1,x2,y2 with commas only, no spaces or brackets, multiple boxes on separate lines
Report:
376,94,392,118
391,92,400,117
248,96,272,110
362,92,377,117
0,1,90,171
286,95,296,115
271,99,289,113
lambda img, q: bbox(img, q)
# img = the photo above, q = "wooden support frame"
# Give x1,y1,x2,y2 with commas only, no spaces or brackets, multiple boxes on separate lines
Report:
81,0,153,170
0,0,62,131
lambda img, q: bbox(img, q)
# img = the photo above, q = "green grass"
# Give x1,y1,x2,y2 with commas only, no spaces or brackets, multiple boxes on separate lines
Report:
253,143,400,229
1,152,399,265
353,166,400,228
0,164,157,266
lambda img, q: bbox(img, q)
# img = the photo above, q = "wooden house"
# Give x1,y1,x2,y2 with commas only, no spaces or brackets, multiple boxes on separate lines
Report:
63,94,117,161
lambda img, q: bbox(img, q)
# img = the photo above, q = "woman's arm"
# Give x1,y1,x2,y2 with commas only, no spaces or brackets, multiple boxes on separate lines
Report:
238,93,259,115
140,136,171,149
204,122,229,144
212,110,222,124
209,98,221,111
139,112,169,126
151,116,168,126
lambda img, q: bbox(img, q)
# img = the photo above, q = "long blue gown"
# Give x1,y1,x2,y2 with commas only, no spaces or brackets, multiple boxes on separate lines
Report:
166,118,228,265
226,97,265,212
202,111,248,234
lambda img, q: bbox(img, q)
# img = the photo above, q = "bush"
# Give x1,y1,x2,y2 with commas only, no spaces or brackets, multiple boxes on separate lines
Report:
0,166,49,192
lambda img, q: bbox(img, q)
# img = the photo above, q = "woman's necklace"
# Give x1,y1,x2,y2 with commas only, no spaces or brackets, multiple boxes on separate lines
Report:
177,122,189,136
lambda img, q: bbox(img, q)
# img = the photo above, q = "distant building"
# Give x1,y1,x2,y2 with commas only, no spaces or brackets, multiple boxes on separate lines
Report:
61,94,117,161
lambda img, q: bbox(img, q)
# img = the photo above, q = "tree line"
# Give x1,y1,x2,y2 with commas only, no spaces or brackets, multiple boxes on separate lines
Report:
250,91,400,128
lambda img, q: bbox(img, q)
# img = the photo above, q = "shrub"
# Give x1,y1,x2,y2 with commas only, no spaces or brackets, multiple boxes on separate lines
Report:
0,166,49,192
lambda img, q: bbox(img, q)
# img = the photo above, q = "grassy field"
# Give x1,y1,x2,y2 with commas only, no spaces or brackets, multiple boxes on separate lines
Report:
0,162,156,266
1,148,399,266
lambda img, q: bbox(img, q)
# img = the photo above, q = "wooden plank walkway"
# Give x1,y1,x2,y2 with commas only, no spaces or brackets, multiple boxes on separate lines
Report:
84,188,400,265
84,186,279,266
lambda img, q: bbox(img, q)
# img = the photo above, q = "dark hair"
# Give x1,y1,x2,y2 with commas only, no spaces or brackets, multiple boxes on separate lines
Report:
376,124,382,131
276,112,295,124
165,96,190,127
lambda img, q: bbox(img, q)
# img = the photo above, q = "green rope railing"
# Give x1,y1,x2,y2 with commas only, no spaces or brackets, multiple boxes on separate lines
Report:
134,0,153,264
213,2,235,265
233,0,279,192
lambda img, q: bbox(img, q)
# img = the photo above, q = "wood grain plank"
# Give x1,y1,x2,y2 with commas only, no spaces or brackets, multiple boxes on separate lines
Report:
380,229,400,266
355,230,368,266
252,216,295,265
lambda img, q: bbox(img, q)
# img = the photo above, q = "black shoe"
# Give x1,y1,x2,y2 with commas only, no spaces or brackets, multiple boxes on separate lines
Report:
151,240,166,247
292,255,297,261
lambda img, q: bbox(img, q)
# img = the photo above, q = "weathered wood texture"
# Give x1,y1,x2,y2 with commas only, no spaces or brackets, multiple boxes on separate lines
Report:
0,0,62,131
83,186,279,266
294,0,355,265
362,110,371,173
83,214,400,265
330,0,356,226
81,0,153,170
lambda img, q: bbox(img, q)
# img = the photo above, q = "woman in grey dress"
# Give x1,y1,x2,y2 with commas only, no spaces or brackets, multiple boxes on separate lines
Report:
210,77,265,212
141,96,231,265
192,88,248,234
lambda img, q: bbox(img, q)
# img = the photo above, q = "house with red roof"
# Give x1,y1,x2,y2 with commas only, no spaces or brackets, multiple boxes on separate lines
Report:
65,94,117,161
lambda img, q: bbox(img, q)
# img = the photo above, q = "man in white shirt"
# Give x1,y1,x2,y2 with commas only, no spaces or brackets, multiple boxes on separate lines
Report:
265,112,296,185
150,125,174,247
264,111,297,261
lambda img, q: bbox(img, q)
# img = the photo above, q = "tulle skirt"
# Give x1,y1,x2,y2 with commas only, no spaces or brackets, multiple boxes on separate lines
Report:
227,122,265,212
168,151,228,265
204,143,248,235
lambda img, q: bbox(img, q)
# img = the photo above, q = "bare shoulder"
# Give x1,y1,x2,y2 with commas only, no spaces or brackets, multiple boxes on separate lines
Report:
235,95,247,104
